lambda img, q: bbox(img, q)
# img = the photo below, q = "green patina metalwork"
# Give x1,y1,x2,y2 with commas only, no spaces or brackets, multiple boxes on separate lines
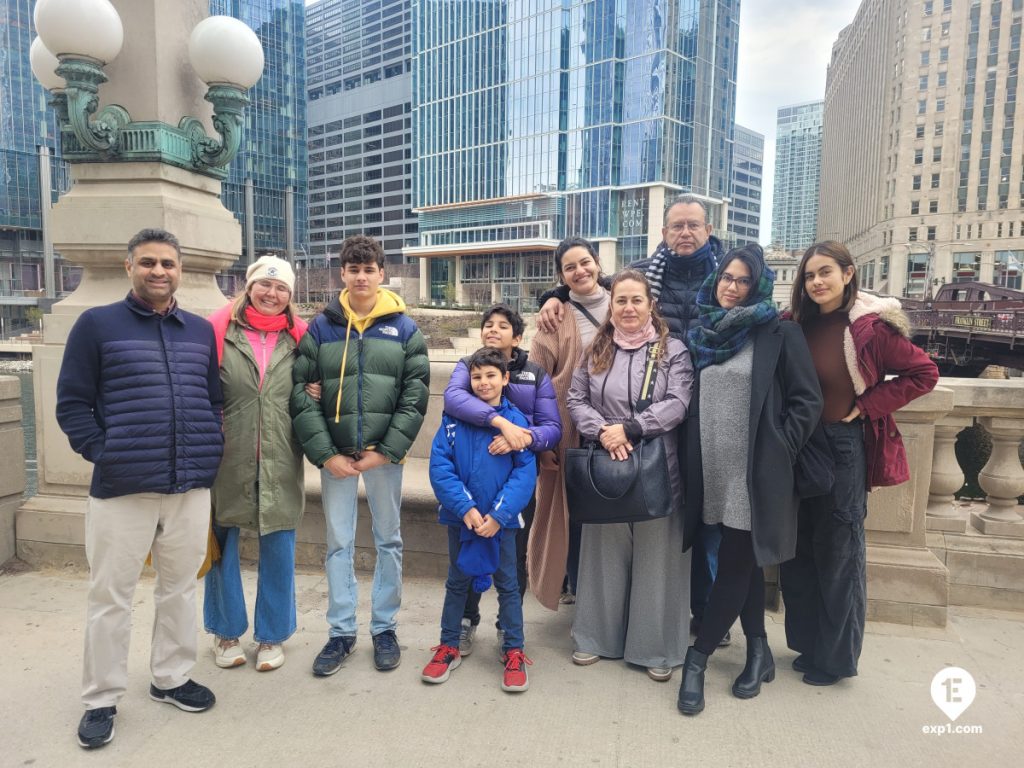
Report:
51,55,248,179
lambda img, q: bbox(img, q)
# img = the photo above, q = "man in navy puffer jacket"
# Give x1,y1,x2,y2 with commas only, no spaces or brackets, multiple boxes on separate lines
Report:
57,228,224,750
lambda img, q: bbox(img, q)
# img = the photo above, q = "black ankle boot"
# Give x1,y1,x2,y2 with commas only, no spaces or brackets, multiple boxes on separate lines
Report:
677,647,708,715
732,636,775,699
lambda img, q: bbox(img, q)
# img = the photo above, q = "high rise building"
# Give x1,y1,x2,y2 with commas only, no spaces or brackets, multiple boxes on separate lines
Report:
0,0,74,329
771,100,823,252
305,0,415,277
819,0,1024,297
210,0,307,286
728,124,765,247
409,0,740,308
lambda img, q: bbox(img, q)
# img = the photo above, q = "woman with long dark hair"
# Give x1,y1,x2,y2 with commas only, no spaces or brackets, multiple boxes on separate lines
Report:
780,241,938,686
566,269,694,682
676,244,822,715
528,237,609,610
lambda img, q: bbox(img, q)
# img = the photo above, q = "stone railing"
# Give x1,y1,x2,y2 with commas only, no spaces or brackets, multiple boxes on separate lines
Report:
922,379,1024,615
0,376,26,564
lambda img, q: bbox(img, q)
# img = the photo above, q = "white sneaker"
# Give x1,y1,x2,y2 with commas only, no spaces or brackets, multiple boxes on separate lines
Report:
572,651,600,666
213,637,246,668
256,643,284,672
647,666,673,682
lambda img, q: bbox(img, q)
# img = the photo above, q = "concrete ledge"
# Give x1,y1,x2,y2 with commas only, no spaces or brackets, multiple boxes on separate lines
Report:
928,527,1024,611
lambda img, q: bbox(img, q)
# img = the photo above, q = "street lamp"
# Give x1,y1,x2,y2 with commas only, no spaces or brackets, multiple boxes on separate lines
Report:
30,0,264,177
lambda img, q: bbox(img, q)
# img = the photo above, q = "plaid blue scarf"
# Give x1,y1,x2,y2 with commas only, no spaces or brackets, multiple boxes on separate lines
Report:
686,265,778,371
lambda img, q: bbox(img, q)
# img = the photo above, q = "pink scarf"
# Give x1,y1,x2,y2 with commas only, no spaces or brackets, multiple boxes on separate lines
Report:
613,316,658,350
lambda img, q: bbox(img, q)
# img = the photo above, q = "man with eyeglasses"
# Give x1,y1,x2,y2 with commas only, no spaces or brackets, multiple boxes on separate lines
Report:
537,194,728,648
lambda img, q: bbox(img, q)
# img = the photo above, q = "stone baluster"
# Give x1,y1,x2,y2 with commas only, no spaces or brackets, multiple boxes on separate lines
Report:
970,416,1024,537
926,416,973,533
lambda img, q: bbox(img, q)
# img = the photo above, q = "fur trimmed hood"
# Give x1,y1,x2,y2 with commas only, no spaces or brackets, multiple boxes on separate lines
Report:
843,292,910,396
848,291,911,337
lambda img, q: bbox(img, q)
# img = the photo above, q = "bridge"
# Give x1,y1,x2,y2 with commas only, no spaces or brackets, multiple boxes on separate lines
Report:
905,281,1024,375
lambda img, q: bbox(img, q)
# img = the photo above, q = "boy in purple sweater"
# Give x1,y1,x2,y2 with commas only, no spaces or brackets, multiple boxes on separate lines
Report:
443,305,561,655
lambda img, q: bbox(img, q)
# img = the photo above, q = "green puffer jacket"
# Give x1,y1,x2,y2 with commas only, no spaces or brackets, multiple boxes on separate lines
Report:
290,289,429,466
212,320,306,534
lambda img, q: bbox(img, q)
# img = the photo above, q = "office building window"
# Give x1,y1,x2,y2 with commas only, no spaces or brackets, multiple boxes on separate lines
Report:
929,200,939,213
911,200,920,215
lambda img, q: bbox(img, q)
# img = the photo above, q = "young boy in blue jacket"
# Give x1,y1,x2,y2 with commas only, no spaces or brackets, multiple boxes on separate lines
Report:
425,348,538,692
443,304,561,655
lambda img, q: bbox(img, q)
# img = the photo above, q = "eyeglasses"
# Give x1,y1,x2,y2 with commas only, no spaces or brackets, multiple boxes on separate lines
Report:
718,273,752,289
667,221,707,233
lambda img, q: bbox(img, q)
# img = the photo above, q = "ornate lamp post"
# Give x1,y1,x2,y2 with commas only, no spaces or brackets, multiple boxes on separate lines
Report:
17,0,265,567
30,0,263,177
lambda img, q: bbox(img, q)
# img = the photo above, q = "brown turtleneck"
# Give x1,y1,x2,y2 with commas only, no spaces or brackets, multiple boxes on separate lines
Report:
802,311,857,423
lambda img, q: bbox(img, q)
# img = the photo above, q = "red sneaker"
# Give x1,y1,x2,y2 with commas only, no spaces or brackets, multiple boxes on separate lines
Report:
501,648,532,693
421,644,461,684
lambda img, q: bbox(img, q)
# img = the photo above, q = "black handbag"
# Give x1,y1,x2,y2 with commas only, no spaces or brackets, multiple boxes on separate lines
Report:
794,422,836,499
565,342,673,524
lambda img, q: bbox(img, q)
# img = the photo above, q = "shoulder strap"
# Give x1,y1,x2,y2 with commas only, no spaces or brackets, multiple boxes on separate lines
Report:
635,342,661,413
568,300,601,328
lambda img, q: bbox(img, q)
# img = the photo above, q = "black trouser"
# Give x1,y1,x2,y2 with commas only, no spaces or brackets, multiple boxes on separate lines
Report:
780,421,867,678
694,526,765,656
464,494,535,626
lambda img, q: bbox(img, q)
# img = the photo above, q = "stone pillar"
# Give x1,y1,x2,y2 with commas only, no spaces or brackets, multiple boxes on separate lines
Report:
864,386,952,627
971,416,1024,537
926,416,973,533
646,185,668,256
453,254,463,306
16,0,243,568
419,257,430,304
0,377,26,565
594,237,618,276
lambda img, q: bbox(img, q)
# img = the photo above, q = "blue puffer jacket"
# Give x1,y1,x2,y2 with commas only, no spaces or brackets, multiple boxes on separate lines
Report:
56,293,224,499
443,347,562,452
428,399,537,530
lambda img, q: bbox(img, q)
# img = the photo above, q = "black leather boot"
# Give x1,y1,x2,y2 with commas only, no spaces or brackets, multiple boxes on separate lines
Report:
676,647,708,715
732,635,775,699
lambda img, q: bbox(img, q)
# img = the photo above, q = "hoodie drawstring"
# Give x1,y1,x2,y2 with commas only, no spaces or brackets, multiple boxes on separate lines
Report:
335,320,352,423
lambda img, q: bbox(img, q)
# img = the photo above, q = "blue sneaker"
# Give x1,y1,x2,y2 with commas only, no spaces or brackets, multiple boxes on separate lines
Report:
372,630,401,671
78,706,116,749
312,635,356,677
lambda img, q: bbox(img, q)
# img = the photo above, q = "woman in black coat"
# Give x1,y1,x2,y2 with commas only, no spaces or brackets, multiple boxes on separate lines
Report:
677,244,823,715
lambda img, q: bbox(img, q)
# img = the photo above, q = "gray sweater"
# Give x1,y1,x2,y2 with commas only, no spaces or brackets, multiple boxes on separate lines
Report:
699,342,754,530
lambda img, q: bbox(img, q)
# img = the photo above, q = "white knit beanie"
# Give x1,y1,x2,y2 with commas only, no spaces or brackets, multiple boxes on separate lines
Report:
246,255,295,293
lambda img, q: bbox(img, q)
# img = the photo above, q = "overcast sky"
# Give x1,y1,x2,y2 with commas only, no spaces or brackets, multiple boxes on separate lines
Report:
735,0,864,242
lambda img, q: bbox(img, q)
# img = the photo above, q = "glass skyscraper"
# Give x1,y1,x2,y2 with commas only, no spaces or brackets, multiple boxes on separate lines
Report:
771,100,823,252
410,0,739,308
211,0,308,278
727,124,764,247
0,0,73,325
306,0,416,277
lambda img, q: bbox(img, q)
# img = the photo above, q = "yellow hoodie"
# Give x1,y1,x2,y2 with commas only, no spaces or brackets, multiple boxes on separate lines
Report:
334,288,406,423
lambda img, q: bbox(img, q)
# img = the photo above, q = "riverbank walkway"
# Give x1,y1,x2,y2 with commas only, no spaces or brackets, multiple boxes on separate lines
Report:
2,562,1019,767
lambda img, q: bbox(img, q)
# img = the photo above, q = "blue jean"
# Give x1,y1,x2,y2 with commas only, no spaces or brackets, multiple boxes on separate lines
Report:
321,463,404,637
203,525,297,644
689,521,722,621
440,525,524,652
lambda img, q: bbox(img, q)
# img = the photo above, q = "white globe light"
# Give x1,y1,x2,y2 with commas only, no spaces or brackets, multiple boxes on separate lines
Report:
34,0,124,64
189,16,265,89
30,37,64,91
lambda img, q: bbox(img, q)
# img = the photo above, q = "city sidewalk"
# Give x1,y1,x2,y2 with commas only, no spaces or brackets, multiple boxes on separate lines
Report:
2,561,1020,768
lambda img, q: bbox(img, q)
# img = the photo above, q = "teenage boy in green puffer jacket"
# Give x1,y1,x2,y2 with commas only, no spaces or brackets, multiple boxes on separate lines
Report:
291,234,429,679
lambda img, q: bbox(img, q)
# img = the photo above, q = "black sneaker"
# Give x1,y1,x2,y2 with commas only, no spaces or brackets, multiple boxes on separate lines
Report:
372,629,401,671
312,635,356,677
77,706,116,749
149,679,215,712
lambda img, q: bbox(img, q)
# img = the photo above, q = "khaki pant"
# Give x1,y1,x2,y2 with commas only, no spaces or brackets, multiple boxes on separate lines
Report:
82,489,210,709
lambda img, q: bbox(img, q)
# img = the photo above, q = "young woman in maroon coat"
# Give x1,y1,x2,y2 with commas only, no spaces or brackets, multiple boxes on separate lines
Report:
781,241,939,686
